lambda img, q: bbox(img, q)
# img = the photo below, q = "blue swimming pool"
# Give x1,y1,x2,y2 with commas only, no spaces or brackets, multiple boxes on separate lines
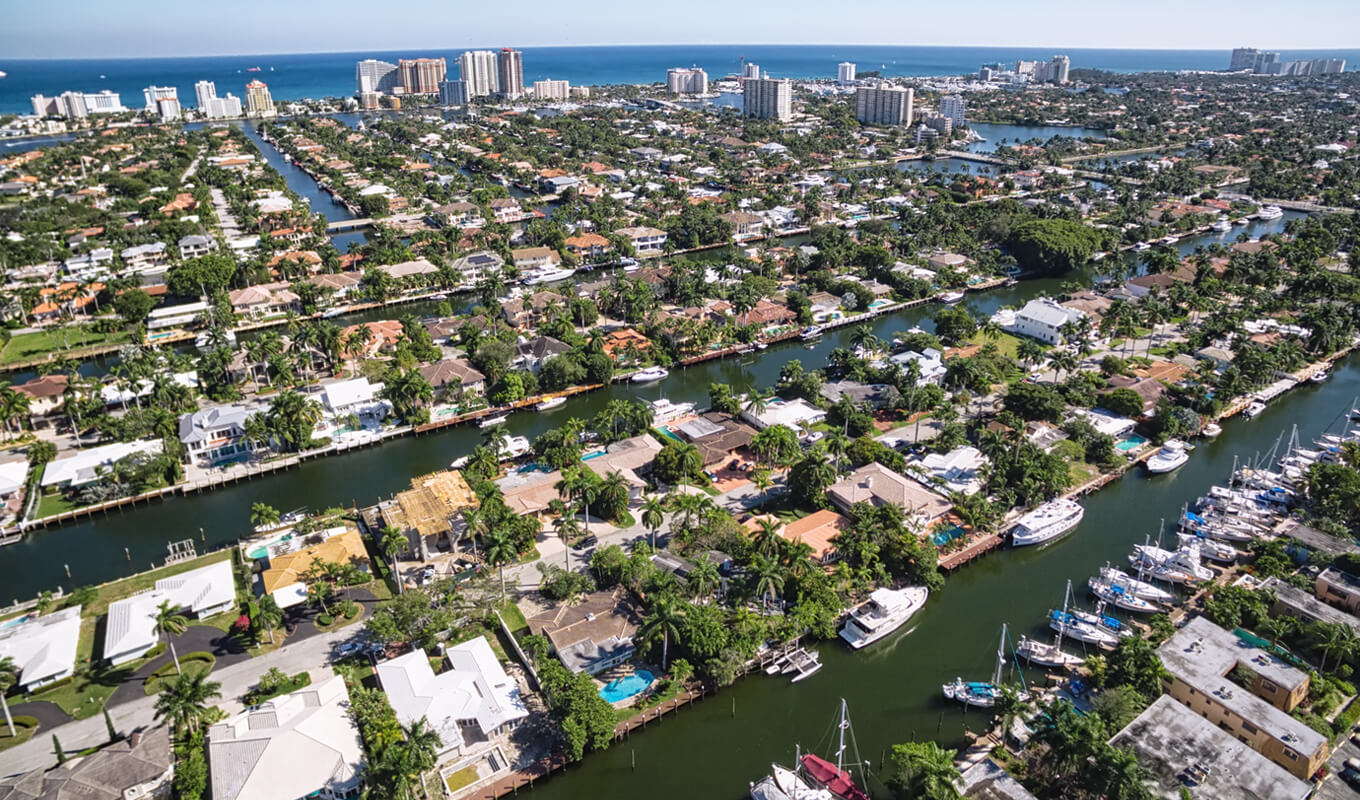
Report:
1116,434,1149,452
931,525,966,547
599,670,655,703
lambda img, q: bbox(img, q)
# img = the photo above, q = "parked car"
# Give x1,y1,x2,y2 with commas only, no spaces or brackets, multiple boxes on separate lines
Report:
572,535,599,550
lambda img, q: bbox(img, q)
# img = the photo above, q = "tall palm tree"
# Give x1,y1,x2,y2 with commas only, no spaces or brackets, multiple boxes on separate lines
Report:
555,468,598,537
153,670,222,734
255,595,284,645
380,525,408,586
482,527,516,598
753,556,785,608
751,518,783,558
552,511,581,570
888,741,962,800
154,600,188,674
0,655,18,737
641,495,666,549
639,597,686,670
687,557,721,600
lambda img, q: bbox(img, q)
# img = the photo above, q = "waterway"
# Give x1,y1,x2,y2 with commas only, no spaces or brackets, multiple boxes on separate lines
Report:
962,122,1106,153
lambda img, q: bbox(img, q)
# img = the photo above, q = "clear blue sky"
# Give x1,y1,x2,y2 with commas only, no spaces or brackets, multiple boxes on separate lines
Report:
4,0,1357,58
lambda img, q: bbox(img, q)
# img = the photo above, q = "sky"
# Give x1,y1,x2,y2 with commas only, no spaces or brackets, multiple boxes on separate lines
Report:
4,0,1358,58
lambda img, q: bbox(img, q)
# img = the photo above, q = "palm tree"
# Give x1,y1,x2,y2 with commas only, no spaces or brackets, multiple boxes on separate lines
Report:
752,468,774,504
553,511,581,570
0,387,30,442
743,386,772,419
0,655,18,737
250,502,280,529
482,527,516,598
380,525,408,586
639,597,686,670
154,600,188,674
1315,622,1358,672
641,495,666,549
556,468,598,538
888,741,961,800
753,555,785,608
687,557,721,600
751,518,783,558
255,594,284,645
153,670,222,734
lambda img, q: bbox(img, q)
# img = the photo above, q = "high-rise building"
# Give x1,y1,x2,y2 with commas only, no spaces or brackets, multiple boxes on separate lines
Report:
533,79,570,101
438,80,470,107
398,58,446,95
837,62,856,85
742,63,762,80
356,59,399,95
458,51,500,98
1230,48,1264,71
940,95,966,128
743,77,792,121
497,49,524,98
195,81,241,119
245,80,275,118
1048,55,1070,84
79,91,123,115
155,97,181,122
854,83,913,126
143,86,177,111
666,67,708,95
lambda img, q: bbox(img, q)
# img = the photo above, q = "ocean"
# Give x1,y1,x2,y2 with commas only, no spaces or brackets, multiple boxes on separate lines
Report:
2,44,1357,115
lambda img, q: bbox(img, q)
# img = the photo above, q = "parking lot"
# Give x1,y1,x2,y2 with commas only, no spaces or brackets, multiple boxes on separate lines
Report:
1318,731,1360,800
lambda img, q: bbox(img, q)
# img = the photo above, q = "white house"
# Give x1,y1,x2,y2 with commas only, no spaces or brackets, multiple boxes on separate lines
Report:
103,559,235,664
208,672,363,800
376,636,528,761
1076,408,1137,438
890,348,947,385
0,460,28,499
0,605,82,690
178,403,260,466
41,439,164,490
320,378,388,418
1013,297,1086,345
740,397,826,432
178,234,218,260
911,445,986,495
614,226,668,256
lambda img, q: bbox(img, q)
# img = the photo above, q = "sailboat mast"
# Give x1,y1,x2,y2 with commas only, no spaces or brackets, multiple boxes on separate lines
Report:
992,624,1007,686
835,699,848,774
1055,582,1069,650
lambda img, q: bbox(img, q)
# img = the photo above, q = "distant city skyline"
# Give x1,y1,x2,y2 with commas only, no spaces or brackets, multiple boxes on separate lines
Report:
3,0,1357,59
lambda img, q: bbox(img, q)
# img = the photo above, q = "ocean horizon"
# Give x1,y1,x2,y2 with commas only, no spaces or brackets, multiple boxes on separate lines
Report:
2,44,1357,115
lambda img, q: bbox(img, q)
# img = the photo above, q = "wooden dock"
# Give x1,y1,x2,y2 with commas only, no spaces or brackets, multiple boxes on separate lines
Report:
939,534,1004,571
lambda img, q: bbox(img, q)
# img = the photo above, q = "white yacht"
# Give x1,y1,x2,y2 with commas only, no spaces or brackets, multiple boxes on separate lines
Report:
1257,205,1284,220
535,397,567,412
1177,531,1240,563
1244,400,1267,418
750,764,833,800
1211,219,1233,233
800,326,824,341
630,366,669,383
1200,422,1222,439
1015,635,1084,670
1145,440,1191,474
522,266,577,286
943,624,1028,708
1098,566,1175,603
838,586,929,649
649,397,696,423
499,435,531,460
1010,499,1084,547
1132,242,1152,252
1158,235,1179,245
478,414,508,428
1087,577,1159,613
939,291,966,304
1049,609,1120,649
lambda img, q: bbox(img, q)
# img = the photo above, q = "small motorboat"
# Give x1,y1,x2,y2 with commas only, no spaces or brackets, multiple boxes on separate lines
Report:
939,291,965,304
1201,422,1222,439
630,366,669,383
1243,401,1267,418
535,397,567,412
1310,370,1329,384
478,414,508,428
1132,242,1152,252
800,326,824,341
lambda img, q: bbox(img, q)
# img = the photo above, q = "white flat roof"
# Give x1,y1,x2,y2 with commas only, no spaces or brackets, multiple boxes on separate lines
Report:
0,605,82,689
103,559,235,662
0,460,28,495
41,439,163,488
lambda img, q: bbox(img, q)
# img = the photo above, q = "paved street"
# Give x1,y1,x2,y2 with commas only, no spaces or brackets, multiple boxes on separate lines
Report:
1317,729,1360,800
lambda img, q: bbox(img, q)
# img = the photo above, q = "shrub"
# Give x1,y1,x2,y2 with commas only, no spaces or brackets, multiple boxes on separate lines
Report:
317,613,334,626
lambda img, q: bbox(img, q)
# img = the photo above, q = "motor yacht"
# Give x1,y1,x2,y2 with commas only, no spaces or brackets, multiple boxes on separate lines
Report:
1145,440,1191,474
1256,205,1284,220
535,397,567,412
838,586,928,649
1010,499,1084,547
630,366,669,383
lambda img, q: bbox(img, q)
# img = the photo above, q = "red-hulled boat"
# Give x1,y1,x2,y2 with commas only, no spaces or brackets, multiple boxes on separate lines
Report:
800,753,869,800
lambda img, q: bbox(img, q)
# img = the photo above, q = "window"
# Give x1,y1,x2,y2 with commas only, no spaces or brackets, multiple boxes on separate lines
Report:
1242,721,1257,734
1283,749,1297,760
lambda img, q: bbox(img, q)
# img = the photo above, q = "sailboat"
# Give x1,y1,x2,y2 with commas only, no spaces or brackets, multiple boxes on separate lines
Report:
1017,584,1084,670
750,748,834,800
800,700,870,800
943,624,1028,707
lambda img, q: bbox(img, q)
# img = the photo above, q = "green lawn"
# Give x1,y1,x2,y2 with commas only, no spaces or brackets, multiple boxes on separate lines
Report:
965,330,1022,359
444,765,480,792
34,492,79,520
499,601,529,637
0,326,132,366
24,663,137,719
143,652,216,695
0,716,39,751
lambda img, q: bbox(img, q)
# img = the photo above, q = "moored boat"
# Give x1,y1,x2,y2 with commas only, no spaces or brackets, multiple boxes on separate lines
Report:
1010,499,1084,547
1099,566,1175,603
800,326,824,341
1088,577,1159,613
1200,422,1222,438
478,414,508,428
630,366,669,383
535,397,567,412
1015,635,1084,670
1243,401,1267,418
943,624,1027,707
1145,440,1191,474
939,291,966,304
1256,204,1284,220
800,701,870,800
838,586,928,649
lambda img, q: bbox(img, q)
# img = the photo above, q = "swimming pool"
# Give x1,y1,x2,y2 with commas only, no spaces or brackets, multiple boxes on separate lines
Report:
931,525,966,547
867,299,891,310
0,613,33,630
1116,435,1149,453
598,670,655,703
655,426,684,443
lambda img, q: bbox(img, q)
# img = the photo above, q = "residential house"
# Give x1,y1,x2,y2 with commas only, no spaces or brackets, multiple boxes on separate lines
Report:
494,469,563,519
614,226,667,256
1105,375,1167,416
524,588,643,675
512,246,561,271
500,292,561,328
769,509,849,563
227,281,299,319
1109,695,1311,800
120,242,167,269
41,439,164,491
177,234,217,259
672,412,758,470
828,463,952,526
0,606,82,690
0,726,173,800
430,201,484,229
741,299,796,328
320,377,387,418
13,375,69,420
488,197,523,224
259,526,370,608
377,636,528,761
381,470,479,559
819,381,899,409
583,433,662,499
451,251,504,287
564,232,611,261
926,252,973,272
601,328,652,363
513,336,570,373
1260,577,1360,638
103,559,236,664
740,397,826,432
1156,616,1326,780
305,271,363,298
958,759,1038,800
1316,567,1360,615
806,291,842,321
911,446,986,495
208,673,363,800
339,320,404,358
1194,346,1235,371
1013,297,1085,345
178,403,259,467
721,211,765,240
890,348,947,385
420,359,487,402
377,258,438,281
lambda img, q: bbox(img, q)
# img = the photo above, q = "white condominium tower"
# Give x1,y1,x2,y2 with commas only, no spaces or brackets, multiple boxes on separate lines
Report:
355,59,399,95
533,79,570,101
458,50,500,98
854,83,913,126
666,67,708,94
743,77,792,121
742,62,762,80
940,95,966,128
838,62,856,85
497,48,524,98
245,80,275,117
195,81,242,119
143,86,177,111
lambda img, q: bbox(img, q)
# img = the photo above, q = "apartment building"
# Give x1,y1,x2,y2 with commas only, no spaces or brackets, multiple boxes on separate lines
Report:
854,83,913,126
498,48,524,98
245,80,275,117
399,57,446,94
533,79,570,101
743,77,792,121
356,58,399,95
1157,616,1327,780
458,50,500,97
667,67,708,95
